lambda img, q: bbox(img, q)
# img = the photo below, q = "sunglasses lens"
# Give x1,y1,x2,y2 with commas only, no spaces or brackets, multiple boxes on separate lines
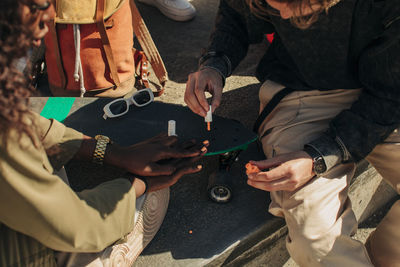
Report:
109,101,128,116
133,90,152,105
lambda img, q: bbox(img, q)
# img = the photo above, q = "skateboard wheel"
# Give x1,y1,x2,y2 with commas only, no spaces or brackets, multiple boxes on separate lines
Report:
208,184,232,203
207,170,233,203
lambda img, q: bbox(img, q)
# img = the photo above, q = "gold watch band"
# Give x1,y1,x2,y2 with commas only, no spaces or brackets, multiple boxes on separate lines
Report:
93,135,111,165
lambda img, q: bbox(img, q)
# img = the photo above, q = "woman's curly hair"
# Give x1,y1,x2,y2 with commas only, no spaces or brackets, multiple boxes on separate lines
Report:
0,0,37,144
247,0,339,29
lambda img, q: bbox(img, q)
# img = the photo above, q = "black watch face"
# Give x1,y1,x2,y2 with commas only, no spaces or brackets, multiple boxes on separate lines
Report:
314,157,327,174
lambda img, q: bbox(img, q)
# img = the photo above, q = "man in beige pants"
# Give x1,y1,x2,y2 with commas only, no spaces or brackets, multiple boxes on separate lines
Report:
184,0,400,265
255,81,400,266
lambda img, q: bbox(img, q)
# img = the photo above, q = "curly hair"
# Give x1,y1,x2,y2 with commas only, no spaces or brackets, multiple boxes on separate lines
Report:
247,0,340,29
0,0,38,145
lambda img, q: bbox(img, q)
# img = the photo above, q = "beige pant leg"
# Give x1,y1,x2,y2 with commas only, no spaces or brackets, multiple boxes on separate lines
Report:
258,81,372,266
55,195,147,267
54,169,104,266
365,132,400,267
54,169,146,267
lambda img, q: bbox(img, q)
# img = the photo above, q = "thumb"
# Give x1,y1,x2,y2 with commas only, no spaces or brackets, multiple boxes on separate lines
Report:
210,85,222,112
146,163,176,176
249,157,282,170
171,164,203,183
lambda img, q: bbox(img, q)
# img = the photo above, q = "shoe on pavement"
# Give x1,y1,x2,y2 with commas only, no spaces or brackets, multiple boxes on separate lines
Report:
54,188,170,267
138,0,196,22
100,188,170,266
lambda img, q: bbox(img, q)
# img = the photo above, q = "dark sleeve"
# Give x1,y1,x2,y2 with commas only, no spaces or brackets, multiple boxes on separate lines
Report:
308,19,400,167
200,0,274,81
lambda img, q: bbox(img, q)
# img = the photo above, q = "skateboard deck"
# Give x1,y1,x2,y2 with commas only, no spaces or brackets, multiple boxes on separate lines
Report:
29,97,257,155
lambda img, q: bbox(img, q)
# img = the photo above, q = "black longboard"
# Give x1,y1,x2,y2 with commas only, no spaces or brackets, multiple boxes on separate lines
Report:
29,97,257,155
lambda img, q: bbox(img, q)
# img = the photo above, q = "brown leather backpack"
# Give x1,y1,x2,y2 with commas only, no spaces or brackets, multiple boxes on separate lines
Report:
45,0,168,97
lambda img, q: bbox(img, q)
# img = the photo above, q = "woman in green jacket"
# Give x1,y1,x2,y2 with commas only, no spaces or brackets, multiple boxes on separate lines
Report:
0,1,207,266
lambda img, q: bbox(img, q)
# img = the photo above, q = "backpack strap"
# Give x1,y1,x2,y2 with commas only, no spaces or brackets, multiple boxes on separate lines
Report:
134,49,151,88
129,0,168,96
96,0,121,87
48,19,67,90
253,87,294,134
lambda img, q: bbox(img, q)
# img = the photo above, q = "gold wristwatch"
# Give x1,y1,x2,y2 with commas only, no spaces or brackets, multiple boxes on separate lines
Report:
93,135,112,165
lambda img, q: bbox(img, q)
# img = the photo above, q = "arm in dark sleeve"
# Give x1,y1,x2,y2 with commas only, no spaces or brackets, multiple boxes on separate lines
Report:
307,20,400,169
200,0,275,82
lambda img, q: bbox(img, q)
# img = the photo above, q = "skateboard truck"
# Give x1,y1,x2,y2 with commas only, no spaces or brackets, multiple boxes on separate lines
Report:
207,150,242,203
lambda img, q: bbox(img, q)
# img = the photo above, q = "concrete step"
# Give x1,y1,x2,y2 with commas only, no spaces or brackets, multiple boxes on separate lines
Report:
133,143,397,267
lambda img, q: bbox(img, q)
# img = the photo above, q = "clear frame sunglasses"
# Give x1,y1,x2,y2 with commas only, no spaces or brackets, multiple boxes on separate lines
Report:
103,88,154,120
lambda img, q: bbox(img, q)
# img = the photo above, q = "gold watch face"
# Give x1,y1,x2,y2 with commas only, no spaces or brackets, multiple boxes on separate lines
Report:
95,135,110,142
93,135,111,165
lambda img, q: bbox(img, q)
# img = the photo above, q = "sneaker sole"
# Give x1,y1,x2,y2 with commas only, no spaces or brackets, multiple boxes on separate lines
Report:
138,0,196,21
101,188,170,266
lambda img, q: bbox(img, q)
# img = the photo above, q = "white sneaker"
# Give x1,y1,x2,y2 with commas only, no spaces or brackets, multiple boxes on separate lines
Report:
55,189,171,267
100,188,170,266
138,0,196,22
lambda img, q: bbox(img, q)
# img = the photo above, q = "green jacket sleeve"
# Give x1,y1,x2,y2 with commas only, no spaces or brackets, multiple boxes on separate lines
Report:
31,112,84,170
0,117,136,253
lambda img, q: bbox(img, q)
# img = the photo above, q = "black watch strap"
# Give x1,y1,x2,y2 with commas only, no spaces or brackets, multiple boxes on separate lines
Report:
303,145,327,175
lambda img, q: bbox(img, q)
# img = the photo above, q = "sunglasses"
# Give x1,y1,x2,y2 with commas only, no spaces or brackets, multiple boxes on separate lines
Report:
24,1,51,14
103,88,154,120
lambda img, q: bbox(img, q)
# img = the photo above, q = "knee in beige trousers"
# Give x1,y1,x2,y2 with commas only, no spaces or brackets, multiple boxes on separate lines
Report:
258,80,400,267
365,140,400,267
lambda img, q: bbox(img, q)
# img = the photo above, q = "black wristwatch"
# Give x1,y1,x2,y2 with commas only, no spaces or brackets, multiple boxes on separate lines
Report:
303,146,327,175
